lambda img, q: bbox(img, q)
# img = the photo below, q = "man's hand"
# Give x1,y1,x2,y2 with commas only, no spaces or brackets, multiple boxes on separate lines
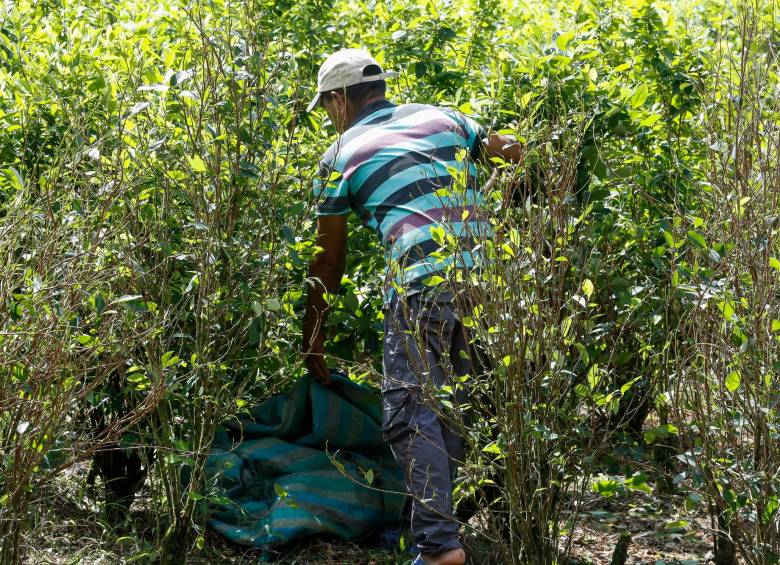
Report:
301,215,347,386
481,132,525,164
477,132,529,208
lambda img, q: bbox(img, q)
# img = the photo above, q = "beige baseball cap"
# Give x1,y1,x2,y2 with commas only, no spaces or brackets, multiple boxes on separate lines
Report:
306,48,398,112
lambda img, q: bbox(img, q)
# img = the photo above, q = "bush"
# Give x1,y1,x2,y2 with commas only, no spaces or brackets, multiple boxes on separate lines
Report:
0,0,777,563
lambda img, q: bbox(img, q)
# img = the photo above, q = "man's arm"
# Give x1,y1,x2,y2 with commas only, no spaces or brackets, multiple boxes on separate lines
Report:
302,214,347,384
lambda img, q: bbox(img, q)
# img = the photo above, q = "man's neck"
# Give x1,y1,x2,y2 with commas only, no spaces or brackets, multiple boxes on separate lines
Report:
344,97,393,131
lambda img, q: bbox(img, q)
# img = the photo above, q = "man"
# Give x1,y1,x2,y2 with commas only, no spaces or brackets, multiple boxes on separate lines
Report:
302,48,522,565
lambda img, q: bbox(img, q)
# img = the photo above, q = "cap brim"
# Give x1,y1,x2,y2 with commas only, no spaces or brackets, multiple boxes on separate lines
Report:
306,92,321,113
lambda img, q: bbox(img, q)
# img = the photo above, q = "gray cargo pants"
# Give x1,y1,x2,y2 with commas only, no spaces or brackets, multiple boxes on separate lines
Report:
382,290,472,556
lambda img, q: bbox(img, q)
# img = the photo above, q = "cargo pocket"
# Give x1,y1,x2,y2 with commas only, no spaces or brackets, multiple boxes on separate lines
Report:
381,387,414,440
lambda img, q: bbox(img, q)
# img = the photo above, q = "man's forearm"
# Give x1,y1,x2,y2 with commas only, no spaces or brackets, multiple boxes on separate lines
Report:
302,259,345,349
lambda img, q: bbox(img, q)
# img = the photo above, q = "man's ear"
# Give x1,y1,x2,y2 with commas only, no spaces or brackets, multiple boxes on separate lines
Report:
334,90,350,103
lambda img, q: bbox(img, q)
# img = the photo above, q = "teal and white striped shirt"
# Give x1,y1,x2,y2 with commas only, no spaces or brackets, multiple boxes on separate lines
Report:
314,100,491,302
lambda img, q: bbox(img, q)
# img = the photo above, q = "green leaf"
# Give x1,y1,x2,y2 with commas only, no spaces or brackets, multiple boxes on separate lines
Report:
620,377,641,395
250,301,263,316
664,519,688,532
630,84,649,108
423,275,446,286
88,74,106,92
77,334,95,346
162,351,180,369
593,478,620,497
482,442,503,455
625,472,652,493
725,370,741,392
764,496,779,521
575,343,590,366
2,167,25,190
640,113,661,127
582,279,594,300
171,69,192,87
189,155,207,173
430,225,446,246
770,257,780,271
561,316,572,337
364,469,374,485
555,30,575,51
718,300,736,322
208,494,232,506
587,364,601,390
91,292,106,313
114,294,143,304
238,159,260,178
128,101,150,116
685,492,703,511
687,230,707,249
644,424,678,444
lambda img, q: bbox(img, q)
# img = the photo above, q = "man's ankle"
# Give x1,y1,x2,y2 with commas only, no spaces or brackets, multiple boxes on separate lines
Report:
421,547,466,565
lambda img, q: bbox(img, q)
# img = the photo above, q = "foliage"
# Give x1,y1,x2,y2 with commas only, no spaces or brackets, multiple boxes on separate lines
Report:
0,0,777,563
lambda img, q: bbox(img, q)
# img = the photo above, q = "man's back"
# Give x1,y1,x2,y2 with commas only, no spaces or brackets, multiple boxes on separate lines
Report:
314,101,491,297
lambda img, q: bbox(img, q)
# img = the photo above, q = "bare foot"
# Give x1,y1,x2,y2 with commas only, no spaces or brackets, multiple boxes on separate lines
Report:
421,548,466,565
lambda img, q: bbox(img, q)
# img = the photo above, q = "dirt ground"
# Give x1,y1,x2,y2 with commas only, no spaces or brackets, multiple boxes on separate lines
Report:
23,467,719,565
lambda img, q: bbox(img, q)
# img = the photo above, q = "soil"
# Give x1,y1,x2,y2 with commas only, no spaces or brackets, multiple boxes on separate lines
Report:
22,466,720,565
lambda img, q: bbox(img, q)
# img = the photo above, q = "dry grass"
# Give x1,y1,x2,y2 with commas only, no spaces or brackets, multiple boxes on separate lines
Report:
21,464,719,565
568,492,715,565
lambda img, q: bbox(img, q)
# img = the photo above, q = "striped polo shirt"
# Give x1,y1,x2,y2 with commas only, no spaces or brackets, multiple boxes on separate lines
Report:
313,100,491,301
